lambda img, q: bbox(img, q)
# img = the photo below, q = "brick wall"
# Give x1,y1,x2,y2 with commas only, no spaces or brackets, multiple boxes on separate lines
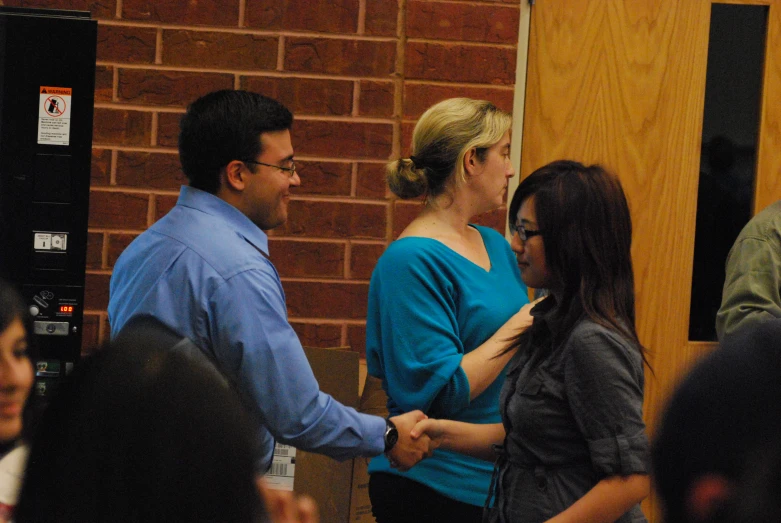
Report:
3,0,522,355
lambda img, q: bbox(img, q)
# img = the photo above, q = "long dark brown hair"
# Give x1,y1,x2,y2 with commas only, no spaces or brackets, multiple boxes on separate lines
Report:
0,279,40,442
506,160,647,362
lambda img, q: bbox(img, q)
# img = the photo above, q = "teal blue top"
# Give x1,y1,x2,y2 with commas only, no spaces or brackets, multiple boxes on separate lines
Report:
366,225,529,507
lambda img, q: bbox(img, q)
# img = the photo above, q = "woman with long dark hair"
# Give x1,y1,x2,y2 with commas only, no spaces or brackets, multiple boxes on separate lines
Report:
413,160,650,522
0,280,37,522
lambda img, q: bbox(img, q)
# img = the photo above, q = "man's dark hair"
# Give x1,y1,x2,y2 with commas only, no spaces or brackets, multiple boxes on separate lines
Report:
179,89,293,194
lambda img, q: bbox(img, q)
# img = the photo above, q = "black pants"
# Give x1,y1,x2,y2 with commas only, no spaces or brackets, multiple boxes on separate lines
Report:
369,472,484,523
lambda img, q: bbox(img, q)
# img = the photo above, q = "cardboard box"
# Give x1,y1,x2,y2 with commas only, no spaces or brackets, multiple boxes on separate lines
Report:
264,348,389,523
298,346,361,523
348,375,389,523
262,347,358,523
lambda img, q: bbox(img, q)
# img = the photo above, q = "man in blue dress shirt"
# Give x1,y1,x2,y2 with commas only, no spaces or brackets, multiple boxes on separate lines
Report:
108,90,431,473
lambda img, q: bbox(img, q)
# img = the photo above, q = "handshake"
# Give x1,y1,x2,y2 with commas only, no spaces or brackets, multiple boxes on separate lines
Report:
384,410,444,471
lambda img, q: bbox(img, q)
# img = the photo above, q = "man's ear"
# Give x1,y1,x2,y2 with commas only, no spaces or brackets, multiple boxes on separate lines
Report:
222,160,247,192
686,474,733,522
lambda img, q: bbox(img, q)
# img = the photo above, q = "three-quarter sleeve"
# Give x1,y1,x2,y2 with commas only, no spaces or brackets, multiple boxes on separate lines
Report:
366,245,470,416
564,325,649,477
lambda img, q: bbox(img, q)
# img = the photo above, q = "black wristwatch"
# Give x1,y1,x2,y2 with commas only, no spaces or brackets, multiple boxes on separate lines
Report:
383,418,398,453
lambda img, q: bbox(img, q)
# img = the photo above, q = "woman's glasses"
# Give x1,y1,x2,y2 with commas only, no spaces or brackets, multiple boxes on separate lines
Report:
510,222,543,241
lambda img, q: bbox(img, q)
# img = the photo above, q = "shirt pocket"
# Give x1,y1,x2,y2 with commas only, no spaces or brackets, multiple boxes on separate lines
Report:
520,366,565,402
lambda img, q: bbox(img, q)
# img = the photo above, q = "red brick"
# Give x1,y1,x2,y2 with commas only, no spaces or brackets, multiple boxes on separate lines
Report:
115,152,185,190
95,66,113,103
276,201,386,239
284,281,368,319
347,324,367,356
291,322,343,348
293,120,393,159
285,38,396,77
405,42,516,85
403,83,514,119
295,161,352,196
400,121,415,156
365,0,398,36
407,1,519,44
445,0,518,4
243,77,353,116
81,313,102,356
356,163,389,199
102,316,112,343
246,0,358,33
107,233,138,268
117,69,234,107
1,0,114,19
91,148,112,187
359,81,394,118
472,207,506,234
122,0,239,26
269,239,345,279
392,200,423,238
154,194,179,222
97,25,156,64
162,31,277,70
89,191,149,229
86,232,104,270
93,108,152,146
350,243,385,280
157,111,183,148
85,272,111,310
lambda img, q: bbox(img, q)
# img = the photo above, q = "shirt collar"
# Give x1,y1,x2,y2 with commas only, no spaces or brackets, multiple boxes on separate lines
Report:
176,185,270,256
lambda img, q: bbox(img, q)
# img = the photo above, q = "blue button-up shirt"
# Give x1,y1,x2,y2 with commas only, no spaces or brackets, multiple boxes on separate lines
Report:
108,186,385,471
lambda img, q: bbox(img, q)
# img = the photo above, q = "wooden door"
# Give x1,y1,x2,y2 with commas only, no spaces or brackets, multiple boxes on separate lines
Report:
519,1,781,520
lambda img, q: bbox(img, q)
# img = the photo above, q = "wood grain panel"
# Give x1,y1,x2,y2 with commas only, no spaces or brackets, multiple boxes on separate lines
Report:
756,3,781,211
520,1,781,521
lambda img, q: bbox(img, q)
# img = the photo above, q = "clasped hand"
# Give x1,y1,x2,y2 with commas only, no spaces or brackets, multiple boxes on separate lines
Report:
386,410,439,471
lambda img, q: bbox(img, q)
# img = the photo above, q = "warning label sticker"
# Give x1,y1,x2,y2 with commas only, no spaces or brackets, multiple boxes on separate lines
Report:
38,86,72,146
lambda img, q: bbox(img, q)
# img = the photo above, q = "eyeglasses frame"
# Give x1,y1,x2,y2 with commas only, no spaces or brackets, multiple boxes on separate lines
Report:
510,222,544,241
241,159,297,177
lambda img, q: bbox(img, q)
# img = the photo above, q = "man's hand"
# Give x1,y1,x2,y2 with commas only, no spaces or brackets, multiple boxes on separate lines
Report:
386,410,437,471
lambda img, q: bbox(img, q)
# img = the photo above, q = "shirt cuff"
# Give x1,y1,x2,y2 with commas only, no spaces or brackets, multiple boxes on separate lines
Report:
587,432,649,476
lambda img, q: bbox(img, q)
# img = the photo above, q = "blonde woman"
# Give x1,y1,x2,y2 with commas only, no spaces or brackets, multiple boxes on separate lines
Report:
366,98,533,522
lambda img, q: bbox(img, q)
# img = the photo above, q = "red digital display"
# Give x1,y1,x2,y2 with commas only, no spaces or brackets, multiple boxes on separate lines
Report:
59,305,74,313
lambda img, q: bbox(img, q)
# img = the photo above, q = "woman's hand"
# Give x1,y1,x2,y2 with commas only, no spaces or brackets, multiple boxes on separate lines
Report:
513,296,545,332
410,418,445,444
411,419,504,462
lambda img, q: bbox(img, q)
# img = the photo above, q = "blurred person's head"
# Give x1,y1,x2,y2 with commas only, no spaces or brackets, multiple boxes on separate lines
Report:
652,320,781,523
387,97,513,212
15,323,266,523
0,279,35,444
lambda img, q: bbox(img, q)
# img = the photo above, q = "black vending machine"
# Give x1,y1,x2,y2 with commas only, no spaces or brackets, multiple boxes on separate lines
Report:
0,7,97,399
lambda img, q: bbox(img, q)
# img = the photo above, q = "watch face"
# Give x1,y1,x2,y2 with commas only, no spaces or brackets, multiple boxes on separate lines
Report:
385,420,399,452
387,429,398,448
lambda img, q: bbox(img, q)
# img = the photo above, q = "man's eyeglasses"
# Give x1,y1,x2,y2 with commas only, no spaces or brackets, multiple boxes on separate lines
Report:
510,222,543,241
242,159,297,177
